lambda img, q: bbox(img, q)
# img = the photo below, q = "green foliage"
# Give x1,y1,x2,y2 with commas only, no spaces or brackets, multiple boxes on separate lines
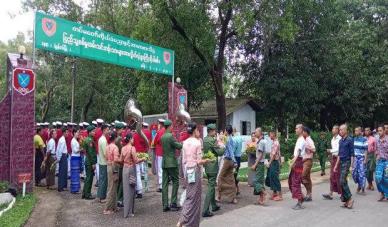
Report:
1,0,384,128
0,194,36,227
0,181,9,193
15,0,217,123
279,134,297,161
240,0,387,130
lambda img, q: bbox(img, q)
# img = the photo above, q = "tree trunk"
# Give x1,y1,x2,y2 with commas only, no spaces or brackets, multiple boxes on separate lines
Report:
162,1,233,131
82,89,94,121
215,90,226,130
212,68,226,130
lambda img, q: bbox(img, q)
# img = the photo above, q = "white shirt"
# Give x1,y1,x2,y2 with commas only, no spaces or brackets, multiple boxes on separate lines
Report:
330,135,341,156
47,138,56,156
98,135,108,165
56,136,68,159
71,138,80,157
294,136,306,157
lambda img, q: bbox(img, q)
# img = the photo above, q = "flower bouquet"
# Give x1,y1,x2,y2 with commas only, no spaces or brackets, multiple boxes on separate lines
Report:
203,151,217,162
245,144,256,154
137,153,150,161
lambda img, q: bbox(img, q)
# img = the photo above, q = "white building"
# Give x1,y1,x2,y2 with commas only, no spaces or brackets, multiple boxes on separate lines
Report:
191,98,262,135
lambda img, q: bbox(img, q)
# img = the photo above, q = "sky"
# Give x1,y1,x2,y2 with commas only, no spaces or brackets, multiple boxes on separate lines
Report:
0,0,89,43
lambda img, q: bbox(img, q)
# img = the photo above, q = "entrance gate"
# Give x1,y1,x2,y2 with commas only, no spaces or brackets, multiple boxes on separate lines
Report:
0,11,188,191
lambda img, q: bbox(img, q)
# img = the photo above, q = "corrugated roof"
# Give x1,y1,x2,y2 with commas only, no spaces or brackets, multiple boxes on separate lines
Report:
191,98,262,118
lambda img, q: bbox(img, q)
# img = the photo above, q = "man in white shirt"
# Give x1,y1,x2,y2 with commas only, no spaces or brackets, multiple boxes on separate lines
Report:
45,130,57,189
289,124,306,210
57,131,68,192
302,127,316,202
322,125,342,200
97,125,109,202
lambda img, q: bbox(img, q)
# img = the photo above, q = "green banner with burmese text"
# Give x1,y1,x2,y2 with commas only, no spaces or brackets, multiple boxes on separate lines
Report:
34,11,174,76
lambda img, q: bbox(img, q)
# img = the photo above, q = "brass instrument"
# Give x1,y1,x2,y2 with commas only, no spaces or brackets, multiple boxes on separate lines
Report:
124,99,149,149
176,103,191,123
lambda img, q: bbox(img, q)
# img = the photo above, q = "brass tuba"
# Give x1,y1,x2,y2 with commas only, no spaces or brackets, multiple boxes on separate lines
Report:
124,99,149,149
176,103,191,123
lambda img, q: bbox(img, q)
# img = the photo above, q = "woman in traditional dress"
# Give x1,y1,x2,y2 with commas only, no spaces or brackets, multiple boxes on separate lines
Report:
70,130,81,193
104,131,121,215
45,129,56,190
216,125,238,204
246,133,257,187
177,122,209,227
265,131,282,201
121,133,146,218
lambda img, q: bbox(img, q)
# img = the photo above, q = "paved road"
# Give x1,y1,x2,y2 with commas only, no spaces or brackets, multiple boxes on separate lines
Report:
27,171,388,227
201,179,388,227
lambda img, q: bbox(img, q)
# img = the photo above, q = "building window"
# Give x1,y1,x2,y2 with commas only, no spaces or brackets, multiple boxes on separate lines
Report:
240,121,251,135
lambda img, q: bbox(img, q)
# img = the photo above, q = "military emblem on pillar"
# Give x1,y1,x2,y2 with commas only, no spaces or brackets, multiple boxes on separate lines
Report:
12,68,35,96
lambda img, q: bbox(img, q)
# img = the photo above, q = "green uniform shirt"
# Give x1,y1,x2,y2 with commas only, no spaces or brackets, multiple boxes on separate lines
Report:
83,136,97,166
161,129,182,168
317,137,328,155
203,136,225,174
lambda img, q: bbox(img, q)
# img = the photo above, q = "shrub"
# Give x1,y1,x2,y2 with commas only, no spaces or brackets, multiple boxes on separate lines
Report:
240,152,248,162
0,181,9,193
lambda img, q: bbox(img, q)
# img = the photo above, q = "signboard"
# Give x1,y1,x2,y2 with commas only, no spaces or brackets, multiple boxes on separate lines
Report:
34,12,174,76
12,68,35,95
17,173,32,184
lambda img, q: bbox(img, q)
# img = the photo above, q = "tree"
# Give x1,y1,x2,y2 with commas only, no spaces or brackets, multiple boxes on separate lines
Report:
150,0,256,130
239,0,387,131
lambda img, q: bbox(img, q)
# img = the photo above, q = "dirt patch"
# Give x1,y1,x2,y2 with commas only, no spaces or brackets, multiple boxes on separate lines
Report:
24,187,64,227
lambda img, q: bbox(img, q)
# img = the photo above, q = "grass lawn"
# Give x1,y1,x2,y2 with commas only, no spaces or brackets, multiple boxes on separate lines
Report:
0,194,36,227
238,161,326,182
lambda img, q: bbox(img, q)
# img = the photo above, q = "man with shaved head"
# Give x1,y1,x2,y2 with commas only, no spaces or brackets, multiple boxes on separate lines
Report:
323,125,342,200
334,124,354,209
252,127,267,205
364,127,376,190
288,124,306,210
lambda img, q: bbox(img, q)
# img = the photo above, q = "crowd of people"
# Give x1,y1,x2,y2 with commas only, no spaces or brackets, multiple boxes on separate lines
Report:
32,119,388,226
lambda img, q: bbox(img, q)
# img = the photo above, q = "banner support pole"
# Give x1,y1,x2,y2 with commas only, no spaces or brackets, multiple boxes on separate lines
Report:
172,73,175,121
32,11,36,68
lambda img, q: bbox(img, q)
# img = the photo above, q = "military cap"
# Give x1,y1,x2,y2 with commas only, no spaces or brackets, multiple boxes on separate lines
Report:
163,119,172,126
207,123,216,130
86,125,96,132
115,122,125,129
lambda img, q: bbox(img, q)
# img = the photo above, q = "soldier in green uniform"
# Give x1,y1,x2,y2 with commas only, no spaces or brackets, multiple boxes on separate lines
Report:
82,125,97,200
317,132,328,176
161,120,183,212
202,124,224,217
114,123,125,206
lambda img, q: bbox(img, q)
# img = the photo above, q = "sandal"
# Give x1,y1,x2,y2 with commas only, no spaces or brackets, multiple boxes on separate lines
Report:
347,200,354,209
322,194,333,200
231,198,238,204
273,196,283,201
103,210,113,215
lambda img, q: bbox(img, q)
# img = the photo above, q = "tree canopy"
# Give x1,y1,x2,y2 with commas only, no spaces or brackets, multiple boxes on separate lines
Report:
0,0,385,130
